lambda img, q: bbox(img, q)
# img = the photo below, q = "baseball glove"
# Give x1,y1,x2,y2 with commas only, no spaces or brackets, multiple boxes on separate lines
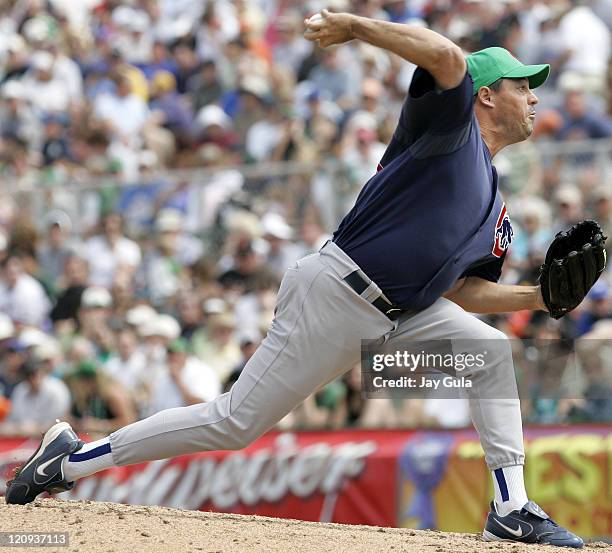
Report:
539,220,607,319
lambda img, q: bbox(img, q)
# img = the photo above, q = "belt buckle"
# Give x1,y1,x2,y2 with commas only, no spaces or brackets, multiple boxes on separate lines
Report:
384,307,402,320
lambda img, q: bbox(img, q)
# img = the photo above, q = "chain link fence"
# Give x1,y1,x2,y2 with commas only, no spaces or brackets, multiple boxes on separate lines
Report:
6,160,355,238
5,138,612,240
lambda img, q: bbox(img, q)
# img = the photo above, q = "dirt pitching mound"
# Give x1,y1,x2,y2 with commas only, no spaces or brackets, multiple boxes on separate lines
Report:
1,499,610,553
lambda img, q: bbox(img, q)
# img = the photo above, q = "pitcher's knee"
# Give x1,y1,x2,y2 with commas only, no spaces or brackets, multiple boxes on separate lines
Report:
458,322,512,379
221,417,265,450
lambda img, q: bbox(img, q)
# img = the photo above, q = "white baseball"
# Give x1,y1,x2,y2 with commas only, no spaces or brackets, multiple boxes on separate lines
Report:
308,13,323,24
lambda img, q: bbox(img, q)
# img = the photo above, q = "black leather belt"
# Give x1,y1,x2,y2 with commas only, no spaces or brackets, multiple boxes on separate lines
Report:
344,270,405,321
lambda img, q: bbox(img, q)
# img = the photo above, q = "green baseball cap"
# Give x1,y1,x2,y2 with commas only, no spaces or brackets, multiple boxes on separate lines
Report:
466,47,550,96
72,360,98,378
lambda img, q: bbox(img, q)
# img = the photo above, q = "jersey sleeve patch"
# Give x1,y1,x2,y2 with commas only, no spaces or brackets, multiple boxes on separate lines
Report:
492,203,513,258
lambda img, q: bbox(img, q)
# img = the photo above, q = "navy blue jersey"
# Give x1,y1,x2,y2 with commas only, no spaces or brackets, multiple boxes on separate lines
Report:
333,68,512,311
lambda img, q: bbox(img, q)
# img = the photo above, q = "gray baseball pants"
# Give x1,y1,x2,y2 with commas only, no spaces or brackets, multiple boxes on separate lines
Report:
110,241,524,470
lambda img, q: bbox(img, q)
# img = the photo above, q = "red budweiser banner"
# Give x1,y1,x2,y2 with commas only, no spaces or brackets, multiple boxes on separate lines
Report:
1,426,610,538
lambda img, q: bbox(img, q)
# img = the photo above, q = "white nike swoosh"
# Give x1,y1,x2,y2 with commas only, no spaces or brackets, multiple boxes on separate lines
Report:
493,518,523,537
36,453,65,478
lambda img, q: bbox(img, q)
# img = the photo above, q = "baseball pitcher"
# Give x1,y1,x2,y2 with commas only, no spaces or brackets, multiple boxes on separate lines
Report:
8,10,606,548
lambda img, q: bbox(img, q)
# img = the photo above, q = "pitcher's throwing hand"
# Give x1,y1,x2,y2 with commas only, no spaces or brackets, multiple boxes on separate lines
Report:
304,9,354,48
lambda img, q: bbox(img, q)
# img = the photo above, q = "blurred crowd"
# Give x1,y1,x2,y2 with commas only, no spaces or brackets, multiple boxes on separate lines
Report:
1,0,612,437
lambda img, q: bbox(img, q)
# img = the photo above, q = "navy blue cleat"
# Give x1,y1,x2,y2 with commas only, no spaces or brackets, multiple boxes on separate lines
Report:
483,500,584,548
5,421,84,505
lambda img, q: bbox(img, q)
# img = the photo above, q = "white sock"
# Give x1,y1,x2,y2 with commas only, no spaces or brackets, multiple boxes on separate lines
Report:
62,436,115,482
492,465,528,516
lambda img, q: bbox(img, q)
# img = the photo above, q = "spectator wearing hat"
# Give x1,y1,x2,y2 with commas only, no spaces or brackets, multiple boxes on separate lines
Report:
147,337,221,415
196,104,237,151
140,209,187,308
31,337,64,376
139,313,181,345
0,252,51,328
192,297,237,357
0,34,29,84
65,360,136,435
19,327,52,351
111,6,154,65
154,208,203,265
192,311,241,384
77,287,115,362
125,304,157,330
341,113,387,204
0,359,70,436
21,50,72,114
84,213,141,290
260,212,300,279
138,312,181,387
201,297,228,320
